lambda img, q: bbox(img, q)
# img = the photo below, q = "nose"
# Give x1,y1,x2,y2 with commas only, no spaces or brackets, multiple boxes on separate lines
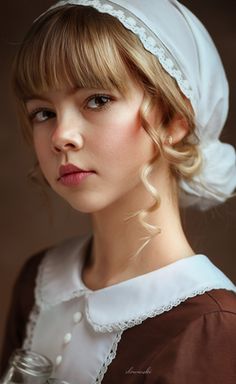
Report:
51,118,84,154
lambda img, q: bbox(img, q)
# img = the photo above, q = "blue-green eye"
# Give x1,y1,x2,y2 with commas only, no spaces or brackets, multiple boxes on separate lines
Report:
30,109,56,123
86,95,112,110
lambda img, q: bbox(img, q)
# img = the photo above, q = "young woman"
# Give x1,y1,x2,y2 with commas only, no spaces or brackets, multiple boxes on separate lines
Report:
1,1,236,383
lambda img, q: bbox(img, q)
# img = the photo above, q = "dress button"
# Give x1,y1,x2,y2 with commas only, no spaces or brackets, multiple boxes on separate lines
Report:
64,332,72,345
73,311,83,324
55,355,63,366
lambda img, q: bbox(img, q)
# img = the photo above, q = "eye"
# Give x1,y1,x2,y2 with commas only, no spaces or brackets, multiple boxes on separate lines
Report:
29,109,56,123
86,95,112,110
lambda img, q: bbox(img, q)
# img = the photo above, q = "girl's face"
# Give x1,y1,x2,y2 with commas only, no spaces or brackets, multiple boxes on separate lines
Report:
26,79,159,213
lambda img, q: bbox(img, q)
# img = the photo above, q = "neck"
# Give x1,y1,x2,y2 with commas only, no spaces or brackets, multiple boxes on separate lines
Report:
82,171,195,290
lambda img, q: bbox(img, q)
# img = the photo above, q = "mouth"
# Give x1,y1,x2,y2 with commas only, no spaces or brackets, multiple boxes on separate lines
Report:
58,163,95,186
58,164,93,178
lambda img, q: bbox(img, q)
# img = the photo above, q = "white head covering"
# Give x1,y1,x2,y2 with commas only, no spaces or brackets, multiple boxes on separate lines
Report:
41,0,236,210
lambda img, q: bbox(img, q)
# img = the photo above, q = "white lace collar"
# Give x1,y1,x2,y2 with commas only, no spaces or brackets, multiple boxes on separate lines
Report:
36,233,236,333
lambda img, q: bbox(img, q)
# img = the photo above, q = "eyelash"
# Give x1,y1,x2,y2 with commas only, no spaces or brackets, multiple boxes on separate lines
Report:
28,108,55,123
85,94,113,110
28,94,113,123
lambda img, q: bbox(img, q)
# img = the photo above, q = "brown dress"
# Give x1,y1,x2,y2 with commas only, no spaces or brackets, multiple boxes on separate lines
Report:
1,249,236,383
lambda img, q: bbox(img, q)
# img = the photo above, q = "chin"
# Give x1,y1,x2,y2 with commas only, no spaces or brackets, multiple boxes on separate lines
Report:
69,202,100,213
63,194,111,214
54,184,128,214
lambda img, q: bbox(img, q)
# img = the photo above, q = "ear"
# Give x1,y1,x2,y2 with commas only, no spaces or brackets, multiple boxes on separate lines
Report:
163,114,189,146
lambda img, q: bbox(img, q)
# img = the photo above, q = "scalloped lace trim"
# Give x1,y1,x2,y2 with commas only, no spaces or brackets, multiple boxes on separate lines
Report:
23,253,47,348
23,305,40,350
44,0,194,103
34,250,50,309
86,285,235,333
93,331,123,384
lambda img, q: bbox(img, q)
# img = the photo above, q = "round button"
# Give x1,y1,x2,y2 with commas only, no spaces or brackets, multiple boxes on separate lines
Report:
64,332,72,345
55,355,63,366
73,311,83,324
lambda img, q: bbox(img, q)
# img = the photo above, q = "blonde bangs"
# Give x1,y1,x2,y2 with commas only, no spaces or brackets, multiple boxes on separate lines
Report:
12,5,134,100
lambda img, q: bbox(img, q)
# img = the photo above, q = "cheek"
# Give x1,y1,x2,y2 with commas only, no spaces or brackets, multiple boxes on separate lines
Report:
92,112,150,162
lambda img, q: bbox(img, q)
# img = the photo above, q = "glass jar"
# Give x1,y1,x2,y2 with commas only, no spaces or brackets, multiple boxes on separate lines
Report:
1,349,53,384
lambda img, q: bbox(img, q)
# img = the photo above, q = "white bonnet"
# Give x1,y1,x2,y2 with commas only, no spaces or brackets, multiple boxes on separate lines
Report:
41,0,236,210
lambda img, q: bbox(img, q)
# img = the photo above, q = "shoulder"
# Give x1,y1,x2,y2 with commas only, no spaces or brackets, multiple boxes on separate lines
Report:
102,289,236,384
16,249,47,286
17,233,90,292
18,233,90,283
193,288,236,314
171,289,236,348
128,288,236,336
12,249,48,322
170,288,236,324
174,289,236,338
11,234,89,312
146,289,236,383
118,288,236,342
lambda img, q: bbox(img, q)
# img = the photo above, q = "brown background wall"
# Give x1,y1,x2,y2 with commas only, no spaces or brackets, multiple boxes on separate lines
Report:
0,0,235,360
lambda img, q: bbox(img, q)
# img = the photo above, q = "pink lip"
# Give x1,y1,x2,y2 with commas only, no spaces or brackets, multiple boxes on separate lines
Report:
58,164,95,186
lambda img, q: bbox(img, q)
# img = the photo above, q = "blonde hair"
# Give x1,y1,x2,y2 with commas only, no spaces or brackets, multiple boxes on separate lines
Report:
12,4,202,255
